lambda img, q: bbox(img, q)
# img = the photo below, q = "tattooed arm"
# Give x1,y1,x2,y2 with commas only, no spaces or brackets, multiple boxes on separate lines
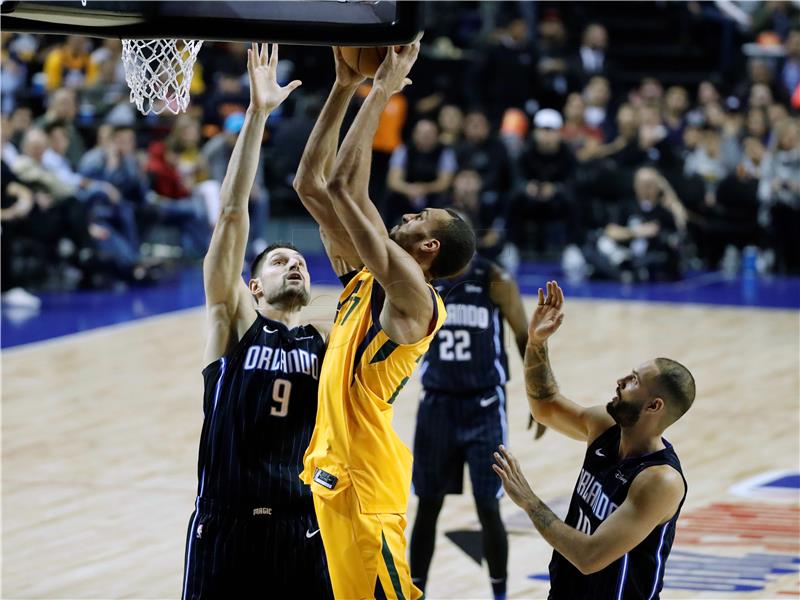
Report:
493,446,684,574
525,281,614,442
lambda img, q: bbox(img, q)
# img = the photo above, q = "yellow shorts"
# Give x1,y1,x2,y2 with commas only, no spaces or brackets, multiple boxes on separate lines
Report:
313,487,422,600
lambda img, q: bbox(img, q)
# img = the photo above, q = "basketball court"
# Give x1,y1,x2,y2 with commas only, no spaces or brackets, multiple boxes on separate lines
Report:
2,1,799,598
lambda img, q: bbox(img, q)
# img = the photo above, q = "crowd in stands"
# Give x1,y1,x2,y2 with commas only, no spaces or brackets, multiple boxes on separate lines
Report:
1,1,798,307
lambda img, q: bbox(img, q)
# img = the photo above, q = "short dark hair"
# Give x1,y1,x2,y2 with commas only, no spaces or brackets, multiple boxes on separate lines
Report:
653,358,696,422
249,242,303,278
429,209,476,279
43,120,67,135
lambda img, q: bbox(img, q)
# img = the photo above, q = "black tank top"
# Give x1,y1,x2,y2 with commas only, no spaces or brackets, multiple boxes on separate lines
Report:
548,425,687,600
421,255,509,392
197,314,325,508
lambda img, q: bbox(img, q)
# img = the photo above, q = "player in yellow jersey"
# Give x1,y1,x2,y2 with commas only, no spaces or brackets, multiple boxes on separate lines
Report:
295,43,476,599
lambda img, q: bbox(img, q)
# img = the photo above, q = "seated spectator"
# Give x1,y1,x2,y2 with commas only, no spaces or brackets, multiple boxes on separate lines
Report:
561,92,603,159
582,75,613,138
687,137,763,268
697,80,721,108
584,166,685,282
536,9,572,108
1,159,40,307
202,72,249,131
749,82,774,110
166,115,221,225
780,29,800,98
758,118,800,273
572,24,612,87
8,106,32,150
482,17,537,121
33,88,85,167
438,104,464,146
455,110,514,200
684,126,731,202
203,112,268,254
80,124,147,207
446,169,506,260
385,118,457,226
663,86,690,146
43,36,92,91
81,46,128,121
745,107,770,142
146,137,211,259
508,108,580,255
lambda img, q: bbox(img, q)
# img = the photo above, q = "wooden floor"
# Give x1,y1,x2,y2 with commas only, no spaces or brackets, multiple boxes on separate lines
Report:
2,289,798,599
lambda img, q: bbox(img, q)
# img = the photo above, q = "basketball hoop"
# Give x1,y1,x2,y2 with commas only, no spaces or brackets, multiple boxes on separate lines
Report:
120,38,203,115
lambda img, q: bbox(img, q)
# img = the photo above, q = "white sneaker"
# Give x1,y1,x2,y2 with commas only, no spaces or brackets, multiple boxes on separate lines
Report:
1,287,42,309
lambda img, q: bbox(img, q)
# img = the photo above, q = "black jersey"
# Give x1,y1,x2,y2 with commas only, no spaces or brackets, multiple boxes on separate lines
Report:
197,314,325,507
421,256,508,392
548,425,687,600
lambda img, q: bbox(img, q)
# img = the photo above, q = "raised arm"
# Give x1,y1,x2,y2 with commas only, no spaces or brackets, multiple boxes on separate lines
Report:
494,447,685,574
525,281,613,442
293,48,365,276
326,43,434,343
203,43,301,365
488,263,547,439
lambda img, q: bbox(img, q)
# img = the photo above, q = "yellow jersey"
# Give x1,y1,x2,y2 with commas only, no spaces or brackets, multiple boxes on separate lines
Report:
301,268,446,513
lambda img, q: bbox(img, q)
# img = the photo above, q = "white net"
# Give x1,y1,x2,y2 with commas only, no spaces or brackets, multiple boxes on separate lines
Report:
120,38,204,115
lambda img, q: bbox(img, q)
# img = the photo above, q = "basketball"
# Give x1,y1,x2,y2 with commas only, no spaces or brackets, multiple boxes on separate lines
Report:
339,46,389,78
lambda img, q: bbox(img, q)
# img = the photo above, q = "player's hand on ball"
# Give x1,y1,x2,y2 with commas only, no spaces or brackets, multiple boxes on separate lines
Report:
332,47,366,87
374,42,420,95
529,280,565,345
248,43,302,113
493,445,535,510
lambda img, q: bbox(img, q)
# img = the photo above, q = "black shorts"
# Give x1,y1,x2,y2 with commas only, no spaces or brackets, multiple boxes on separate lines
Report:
181,497,333,600
412,386,508,502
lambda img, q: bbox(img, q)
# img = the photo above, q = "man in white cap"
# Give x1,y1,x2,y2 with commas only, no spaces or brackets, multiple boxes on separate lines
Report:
507,108,584,272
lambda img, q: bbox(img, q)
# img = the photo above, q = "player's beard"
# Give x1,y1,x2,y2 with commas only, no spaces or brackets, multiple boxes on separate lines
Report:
267,282,310,308
606,397,645,428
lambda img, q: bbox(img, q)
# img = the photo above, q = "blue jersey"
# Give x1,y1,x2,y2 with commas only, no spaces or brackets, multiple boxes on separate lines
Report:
198,314,325,507
548,425,687,600
421,256,508,392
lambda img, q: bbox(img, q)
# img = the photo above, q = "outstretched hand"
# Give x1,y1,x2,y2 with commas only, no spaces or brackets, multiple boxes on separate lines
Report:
529,280,565,346
247,43,302,113
373,42,420,96
493,445,536,510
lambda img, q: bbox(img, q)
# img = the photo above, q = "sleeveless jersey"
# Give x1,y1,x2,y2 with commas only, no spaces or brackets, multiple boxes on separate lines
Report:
198,314,325,507
421,255,508,392
549,425,687,600
301,268,447,513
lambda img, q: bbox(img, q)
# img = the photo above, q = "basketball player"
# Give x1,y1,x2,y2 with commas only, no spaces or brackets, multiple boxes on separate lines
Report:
182,44,332,599
296,43,476,600
493,281,693,599
410,237,546,600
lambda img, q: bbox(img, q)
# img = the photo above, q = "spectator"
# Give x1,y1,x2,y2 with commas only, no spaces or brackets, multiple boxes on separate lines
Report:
165,115,221,224
455,109,514,199
585,166,684,282
749,82,774,110
663,86,690,146
697,80,721,107
780,29,800,98
203,112,268,253
482,17,537,121
1,159,40,307
385,118,457,226
508,108,580,256
573,24,611,86
745,107,770,142
446,169,506,259
536,10,573,108
684,126,730,201
758,118,800,273
43,36,92,91
582,75,613,137
8,106,32,150
561,92,603,159
81,46,128,121
80,124,147,206
202,72,249,131
146,137,211,259
33,88,86,167
438,104,464,146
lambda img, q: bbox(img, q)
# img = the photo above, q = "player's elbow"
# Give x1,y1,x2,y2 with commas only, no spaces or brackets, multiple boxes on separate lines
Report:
326,177,352,201
292,172,325,198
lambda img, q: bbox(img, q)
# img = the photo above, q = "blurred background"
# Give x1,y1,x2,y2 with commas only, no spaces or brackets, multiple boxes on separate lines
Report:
2,1,799,335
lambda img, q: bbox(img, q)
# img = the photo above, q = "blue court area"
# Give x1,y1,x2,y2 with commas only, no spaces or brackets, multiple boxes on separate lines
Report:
2,255,799,349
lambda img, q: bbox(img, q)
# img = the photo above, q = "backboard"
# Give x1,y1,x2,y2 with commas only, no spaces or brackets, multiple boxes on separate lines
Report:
1,0,424,46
